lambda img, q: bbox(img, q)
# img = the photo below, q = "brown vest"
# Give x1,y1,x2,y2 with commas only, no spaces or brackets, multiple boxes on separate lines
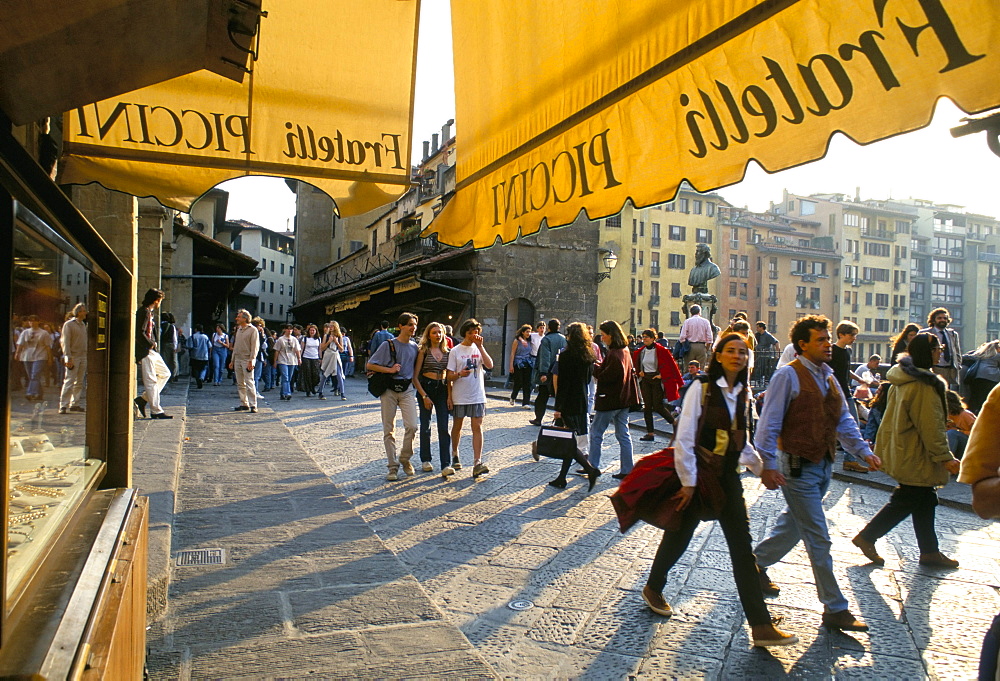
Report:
697,380,748,456
778,358,843,463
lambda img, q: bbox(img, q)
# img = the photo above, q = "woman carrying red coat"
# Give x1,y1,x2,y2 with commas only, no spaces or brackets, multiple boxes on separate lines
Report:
632,329,683,442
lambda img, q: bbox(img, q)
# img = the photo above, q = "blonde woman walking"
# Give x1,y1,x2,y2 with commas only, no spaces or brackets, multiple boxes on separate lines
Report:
319,322,346,400
413,322,452,474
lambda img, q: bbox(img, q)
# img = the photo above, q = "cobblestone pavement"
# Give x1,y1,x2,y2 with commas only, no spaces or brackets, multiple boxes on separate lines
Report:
144,383,494,679
276,377,999,679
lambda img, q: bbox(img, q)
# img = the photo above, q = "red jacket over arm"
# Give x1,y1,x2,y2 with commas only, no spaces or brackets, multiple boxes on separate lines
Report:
632,344,684,401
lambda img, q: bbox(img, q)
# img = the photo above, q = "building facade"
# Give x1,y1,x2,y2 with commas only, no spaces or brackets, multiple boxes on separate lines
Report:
218,221,295,326
596,187,726,337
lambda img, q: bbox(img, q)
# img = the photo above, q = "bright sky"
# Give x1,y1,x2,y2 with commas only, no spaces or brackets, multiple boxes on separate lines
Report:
221,2,1000,232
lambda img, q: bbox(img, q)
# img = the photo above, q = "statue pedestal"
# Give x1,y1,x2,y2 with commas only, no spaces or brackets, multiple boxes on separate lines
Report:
682,293,718,329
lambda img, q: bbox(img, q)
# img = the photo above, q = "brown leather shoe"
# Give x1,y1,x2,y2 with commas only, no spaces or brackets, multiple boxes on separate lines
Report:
758,568,780,596
822,610,869,632
919,552,959,568
852,535,885,565
641,586,672,616
843,461,870,473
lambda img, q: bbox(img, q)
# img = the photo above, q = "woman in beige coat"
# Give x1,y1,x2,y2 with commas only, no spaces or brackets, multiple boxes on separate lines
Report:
852,333,961,568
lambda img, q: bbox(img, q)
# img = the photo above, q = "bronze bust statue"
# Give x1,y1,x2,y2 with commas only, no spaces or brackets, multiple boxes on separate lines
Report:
688,243,721,294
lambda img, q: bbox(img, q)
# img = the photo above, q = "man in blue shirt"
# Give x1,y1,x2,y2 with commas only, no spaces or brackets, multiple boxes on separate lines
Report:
369,320,395,357
187,324,211,389
367,313,420,481
529,319,566,426
752,315,881,633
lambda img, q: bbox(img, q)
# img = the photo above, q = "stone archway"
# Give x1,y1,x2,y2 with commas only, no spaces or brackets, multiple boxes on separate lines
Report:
501,298,536,375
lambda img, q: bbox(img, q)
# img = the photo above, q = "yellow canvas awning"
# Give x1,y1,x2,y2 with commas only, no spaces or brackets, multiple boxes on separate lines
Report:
429,0,1000,247
59,0,419,218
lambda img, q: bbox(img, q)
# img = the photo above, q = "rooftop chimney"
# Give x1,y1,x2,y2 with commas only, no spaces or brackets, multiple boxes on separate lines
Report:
422,140,429,161
431,133,439,155
442,118,454,142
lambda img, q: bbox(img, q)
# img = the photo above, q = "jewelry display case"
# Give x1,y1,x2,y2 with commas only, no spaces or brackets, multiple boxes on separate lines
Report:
2,120,145,678
7,203,108,605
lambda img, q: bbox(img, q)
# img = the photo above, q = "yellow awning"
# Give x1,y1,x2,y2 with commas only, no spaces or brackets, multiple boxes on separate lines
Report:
429,0,1000,247
59,0,419,218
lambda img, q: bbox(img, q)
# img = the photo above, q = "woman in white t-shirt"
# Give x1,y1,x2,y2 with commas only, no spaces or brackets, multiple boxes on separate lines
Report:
273,324,302,400
15,315,53,400
446,319,494,478
299,324,322,397
210,325,230,386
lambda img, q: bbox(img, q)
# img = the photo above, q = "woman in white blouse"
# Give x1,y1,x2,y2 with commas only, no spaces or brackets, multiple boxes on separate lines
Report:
640,333,796,649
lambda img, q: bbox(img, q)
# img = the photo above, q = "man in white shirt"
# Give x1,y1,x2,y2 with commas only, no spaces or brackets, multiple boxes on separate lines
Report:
229,309,260,413
59,303,88,413
447,318,494,479
528,322,546,359
678,304,714,367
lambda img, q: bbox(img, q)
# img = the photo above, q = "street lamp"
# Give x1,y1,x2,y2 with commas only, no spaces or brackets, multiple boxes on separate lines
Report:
596,249,618,283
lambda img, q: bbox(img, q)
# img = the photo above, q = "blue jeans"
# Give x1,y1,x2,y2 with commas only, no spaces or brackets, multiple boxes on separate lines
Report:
211,346,227,384
318,370,344,397
278,364,295,397
24,360,46,398
262,363,275,389
754,453,850,614
418,377,451,468
842,398,863,464
253,360,263,391
947,429,968,459
588,408,634,472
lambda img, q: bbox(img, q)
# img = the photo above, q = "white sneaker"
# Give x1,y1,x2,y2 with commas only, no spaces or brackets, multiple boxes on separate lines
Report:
422,462,433,472
441,466,455,478
509,398,515,406
386,471,398,481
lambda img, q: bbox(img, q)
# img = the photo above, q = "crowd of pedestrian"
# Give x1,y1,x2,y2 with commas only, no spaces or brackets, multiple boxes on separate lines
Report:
120,293,1000,670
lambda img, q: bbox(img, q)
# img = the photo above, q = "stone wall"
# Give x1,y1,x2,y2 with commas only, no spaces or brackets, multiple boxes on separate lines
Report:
293,182,336,303
473,213,601,374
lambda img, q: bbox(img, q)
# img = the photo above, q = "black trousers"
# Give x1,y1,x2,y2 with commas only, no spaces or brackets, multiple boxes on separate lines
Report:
299,358,320,395
647,461,771,626
858,484,940,554
639,376,674,432
510,365,533,405
534,379,554,421
190,358,207,388
552,414,594,482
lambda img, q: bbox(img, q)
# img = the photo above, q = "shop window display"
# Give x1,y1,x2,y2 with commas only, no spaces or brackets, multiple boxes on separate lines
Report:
7,207,105,601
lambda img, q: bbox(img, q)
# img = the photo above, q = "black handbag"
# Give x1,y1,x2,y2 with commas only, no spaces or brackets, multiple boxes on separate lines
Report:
367,340,398,397
532,424,577,460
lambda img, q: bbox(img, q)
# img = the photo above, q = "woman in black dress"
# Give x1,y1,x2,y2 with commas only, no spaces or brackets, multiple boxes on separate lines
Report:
550,323,602,491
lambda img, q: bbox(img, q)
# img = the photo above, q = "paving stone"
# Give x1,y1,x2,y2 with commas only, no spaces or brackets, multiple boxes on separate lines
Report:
435,580,519,615
168,591,286,646
828,614,922,661
489,543,559,570
144,649,184,680
922,649,987,680
906,604,997,659
576,588,660,658
525,607,590,645
638,650,725,679
465,565,534,589
832,651,928,679
287,579,441,633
